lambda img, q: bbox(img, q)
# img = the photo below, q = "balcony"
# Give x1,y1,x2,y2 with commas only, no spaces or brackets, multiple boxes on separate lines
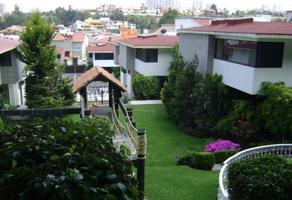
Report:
213,59,292,95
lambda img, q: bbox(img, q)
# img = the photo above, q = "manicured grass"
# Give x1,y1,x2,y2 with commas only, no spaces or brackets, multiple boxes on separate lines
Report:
132,104,219,200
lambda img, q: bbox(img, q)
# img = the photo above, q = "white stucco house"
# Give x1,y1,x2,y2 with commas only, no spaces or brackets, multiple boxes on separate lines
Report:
52,32,89,66
178,18,292,95
114,35,178,96
0,39,25,106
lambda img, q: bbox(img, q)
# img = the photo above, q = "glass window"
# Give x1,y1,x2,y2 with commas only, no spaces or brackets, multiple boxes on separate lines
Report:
89,53,93,58
135,49,158,62
0,51,12,66
215,39,284,68
94,53,114,60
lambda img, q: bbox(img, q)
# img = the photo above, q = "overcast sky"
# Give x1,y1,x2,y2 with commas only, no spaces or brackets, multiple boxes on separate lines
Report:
2,0,292,12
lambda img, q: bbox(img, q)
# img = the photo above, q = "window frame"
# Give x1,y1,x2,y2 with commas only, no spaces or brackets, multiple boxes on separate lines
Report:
135,48,158,63
0,51,12,66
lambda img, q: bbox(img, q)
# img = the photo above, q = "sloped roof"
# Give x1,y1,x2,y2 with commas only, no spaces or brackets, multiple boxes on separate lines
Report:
151,24,175,35
119,35,178,48
87,44,114,53
73,32,86,42
182,19,292,36
192,18,210,26
73,66,127,94
0,39,19,54
53,34,66,41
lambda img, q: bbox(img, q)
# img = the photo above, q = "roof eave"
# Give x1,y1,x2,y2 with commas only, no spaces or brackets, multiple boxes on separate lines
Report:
178,30,292,39
118,41,176,49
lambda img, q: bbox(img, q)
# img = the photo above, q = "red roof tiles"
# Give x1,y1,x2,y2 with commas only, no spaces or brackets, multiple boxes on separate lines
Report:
183,20,292,36
0,39,19,54
119,35,178,47
72,32,86,42
87,44,114,53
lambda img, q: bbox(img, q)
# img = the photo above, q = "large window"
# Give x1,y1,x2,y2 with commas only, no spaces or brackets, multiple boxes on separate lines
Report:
215,39,284,68
0,51,12,66
136,49,158,62
95,53,114,60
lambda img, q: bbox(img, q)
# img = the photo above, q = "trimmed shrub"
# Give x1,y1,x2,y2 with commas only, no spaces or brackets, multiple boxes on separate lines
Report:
176,155,195,167
228,154,292,200
214,150,238,164
0,117,137,199
132,74,159,100
193,152,215,170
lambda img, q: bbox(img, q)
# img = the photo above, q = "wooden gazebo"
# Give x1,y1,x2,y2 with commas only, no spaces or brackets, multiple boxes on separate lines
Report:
73,66,127,117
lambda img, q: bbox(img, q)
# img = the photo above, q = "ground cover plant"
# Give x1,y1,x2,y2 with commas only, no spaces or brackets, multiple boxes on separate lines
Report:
0,117,137,200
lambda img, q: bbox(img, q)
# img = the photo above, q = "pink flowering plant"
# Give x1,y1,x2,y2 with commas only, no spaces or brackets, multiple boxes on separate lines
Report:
204,139,240,153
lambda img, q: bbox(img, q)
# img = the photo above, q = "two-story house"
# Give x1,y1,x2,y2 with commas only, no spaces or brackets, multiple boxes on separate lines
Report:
52,32,88,66
0,39,25,106
178,18,292,95
114,35,178,96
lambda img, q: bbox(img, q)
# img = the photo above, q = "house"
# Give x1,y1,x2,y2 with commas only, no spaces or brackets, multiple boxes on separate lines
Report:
87,43,118,70
0,39,25,106
114,35,178,96
178,18,292,95
287,10,292,22
53,32,89,66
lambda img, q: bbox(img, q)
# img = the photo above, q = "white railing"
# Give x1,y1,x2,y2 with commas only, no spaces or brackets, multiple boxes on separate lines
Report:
218,144,292,200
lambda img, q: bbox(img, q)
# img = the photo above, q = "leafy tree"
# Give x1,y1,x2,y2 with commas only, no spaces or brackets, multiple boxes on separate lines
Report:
133,74,159,100
159,9,180,25
110,8,124,21
210,4,218,14
18,12,74,108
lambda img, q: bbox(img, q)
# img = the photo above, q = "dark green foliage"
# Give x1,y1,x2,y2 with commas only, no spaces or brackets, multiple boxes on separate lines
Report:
161,45,185,118
214,150,238,164
113,67,121,79
110,9,124,21
18,12,74,108
193,152,215,170
176,155,194,167
159,9,180,25
228,155,292,200
132,74,159,100
0,117,137,200
258,82,292,140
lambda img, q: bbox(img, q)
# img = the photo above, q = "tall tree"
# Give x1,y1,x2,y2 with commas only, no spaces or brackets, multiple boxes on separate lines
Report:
210,4,218,14
158,9,180,25
18,12,74,108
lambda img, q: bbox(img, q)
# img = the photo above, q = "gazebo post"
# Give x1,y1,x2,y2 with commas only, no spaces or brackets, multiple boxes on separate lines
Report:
79,87,87,118
113,86,121,117
109,82,113,108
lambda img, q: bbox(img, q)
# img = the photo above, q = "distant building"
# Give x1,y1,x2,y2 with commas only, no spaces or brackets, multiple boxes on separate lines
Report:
287,10,292,22
0,3,5,16
87,44,118,69
146,0,175,10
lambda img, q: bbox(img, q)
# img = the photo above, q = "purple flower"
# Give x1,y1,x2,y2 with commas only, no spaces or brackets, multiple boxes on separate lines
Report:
204,139,240,153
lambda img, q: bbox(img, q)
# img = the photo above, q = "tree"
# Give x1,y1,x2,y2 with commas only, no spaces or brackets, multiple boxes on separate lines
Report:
161,45,185,118
110,8,124,20
159,9,180,25
210,4,218,14
18,12,74,108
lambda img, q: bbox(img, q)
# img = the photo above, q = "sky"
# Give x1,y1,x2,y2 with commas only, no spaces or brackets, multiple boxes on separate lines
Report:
1,0,292,12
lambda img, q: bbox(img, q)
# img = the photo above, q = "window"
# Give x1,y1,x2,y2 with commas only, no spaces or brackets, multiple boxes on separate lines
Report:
65,51,70,57
215,39,284,68
0,51,12,66
136,49,158,62
89,53,93,58
57,54,61,59
94,53,113,60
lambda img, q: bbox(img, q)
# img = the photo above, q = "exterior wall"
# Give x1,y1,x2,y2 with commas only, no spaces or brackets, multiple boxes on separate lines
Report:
118,44,135,71
114,45,120,64
0,52,24,84
179,33,214,73
8,83,22,106
213,40,292,94
134,48,172,76
175,18,203,31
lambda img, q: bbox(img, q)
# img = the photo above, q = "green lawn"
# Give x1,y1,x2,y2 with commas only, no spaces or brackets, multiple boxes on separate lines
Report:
132,104,219,200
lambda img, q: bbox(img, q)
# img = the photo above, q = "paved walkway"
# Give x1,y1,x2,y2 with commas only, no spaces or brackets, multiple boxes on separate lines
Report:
129,100,162,105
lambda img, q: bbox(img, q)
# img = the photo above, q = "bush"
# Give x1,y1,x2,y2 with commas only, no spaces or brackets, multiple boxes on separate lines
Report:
176,155,194,167
228,154,292,200
0,117,137,199
132,74,159,100
214,150,238,164
258,82,292,141
193,152,215,170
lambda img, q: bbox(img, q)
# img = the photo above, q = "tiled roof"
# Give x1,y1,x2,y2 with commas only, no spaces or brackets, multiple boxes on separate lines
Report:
87,44,114,52
73,32,86,42
192,18,210,26
53,34,66,41
0,39,19,54
119,35,178,47
182,19,292,36
151,24,175,35
73,66,127,93
94,36,122,45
